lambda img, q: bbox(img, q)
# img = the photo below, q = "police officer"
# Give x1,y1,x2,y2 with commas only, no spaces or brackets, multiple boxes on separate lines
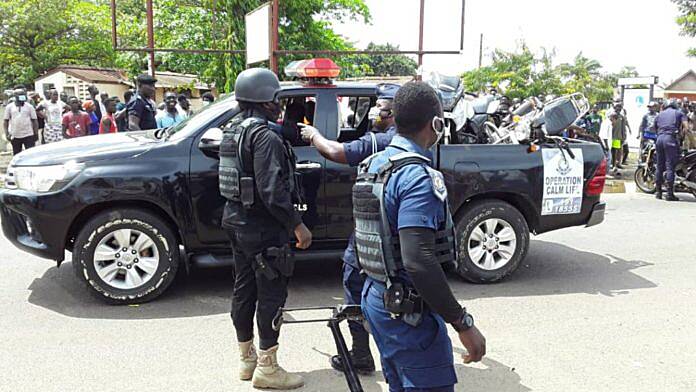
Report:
354,81,486,391
652,99,688,201
219,68,312,389
127,74,158,131
298,83,400,374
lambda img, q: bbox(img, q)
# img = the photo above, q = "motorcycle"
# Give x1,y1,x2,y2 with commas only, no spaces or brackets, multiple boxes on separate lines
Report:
479,93,590,146
634,141,696,196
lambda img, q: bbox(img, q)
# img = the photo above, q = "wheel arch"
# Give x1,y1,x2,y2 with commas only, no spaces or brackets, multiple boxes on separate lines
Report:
453,192,538,233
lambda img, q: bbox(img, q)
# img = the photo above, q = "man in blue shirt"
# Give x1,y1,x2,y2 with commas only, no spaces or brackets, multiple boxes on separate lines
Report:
638,101,659,150
652,99,688,201
356,81,486,391
298,83,399,374
156,92,184,128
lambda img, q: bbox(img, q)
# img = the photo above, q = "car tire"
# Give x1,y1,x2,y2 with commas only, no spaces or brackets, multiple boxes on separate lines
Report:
72,208,180,304
454,200,529,283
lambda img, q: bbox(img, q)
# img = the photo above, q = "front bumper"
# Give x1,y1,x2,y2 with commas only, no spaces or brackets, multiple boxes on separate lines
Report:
0,188,74,261
585,201,606,227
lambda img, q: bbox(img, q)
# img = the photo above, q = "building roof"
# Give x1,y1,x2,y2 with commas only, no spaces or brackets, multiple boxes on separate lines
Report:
152,72,211,90
36,66,213,90
36,65,128,84
664,69,696,92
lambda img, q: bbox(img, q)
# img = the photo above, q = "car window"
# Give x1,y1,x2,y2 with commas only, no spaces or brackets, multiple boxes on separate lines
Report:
167,96,238,141
277,95,317,147
336,95,375,142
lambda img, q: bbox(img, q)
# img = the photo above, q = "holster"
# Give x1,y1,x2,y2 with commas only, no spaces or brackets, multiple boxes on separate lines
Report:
383,282,424,327
252,245,295,280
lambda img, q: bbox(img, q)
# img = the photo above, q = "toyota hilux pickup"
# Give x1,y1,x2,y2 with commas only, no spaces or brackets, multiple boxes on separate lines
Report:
0,63,606,304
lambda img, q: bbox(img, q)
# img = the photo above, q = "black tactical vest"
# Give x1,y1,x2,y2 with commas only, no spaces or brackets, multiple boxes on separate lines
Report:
352,152,457,284
219,115,301,209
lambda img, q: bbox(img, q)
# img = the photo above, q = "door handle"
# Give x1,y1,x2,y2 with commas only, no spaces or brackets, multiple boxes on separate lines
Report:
296,162,322,170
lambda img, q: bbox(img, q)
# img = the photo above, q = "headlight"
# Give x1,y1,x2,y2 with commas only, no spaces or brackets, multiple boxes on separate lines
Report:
11,161,84,193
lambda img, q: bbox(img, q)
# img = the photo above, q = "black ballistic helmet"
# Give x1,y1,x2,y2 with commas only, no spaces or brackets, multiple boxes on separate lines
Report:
234,68,281,103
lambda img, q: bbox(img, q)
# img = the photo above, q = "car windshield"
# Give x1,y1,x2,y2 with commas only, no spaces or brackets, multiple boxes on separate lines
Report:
166,95,236,141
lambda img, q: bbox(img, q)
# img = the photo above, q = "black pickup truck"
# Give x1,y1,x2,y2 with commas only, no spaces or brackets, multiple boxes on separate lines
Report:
0,81,606,304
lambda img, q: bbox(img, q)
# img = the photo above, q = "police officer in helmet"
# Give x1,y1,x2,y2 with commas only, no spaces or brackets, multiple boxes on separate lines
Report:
298,83,400,375
652,99,689,201
354,81,486,391
220,68,312,389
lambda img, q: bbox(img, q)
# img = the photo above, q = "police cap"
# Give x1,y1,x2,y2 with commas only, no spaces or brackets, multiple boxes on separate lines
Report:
376,83,400,100
136,74,157,85
234,68,281,103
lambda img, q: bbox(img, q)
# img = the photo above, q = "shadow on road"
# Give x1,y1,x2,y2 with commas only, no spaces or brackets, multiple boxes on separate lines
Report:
26,240,655,320
296,356,530,392
448,240,656,300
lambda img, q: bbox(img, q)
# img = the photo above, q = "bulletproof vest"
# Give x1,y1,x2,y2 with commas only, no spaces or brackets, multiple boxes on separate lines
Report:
219,115,301,209
352,152,457,283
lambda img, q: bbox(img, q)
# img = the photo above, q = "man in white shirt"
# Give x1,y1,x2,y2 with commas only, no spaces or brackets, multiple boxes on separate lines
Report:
3,88,38,155
37,89,68,143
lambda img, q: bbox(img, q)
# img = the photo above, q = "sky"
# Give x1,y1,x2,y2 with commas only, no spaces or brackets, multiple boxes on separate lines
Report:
331,0,695,85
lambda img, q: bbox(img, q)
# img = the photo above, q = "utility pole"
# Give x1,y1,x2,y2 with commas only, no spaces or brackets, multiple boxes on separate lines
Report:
460,0,466,51
270,0,279,74
417,0,425,79
146,0,156,77
478,33,483,68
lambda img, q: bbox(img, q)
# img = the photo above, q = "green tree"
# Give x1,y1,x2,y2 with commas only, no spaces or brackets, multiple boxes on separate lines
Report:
113,0,372,91
347,42,417,77
461,44,637,104
672,0,696,57
0,0,115,90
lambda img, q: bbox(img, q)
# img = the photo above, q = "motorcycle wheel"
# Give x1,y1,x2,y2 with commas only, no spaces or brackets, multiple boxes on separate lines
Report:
634,166,657,194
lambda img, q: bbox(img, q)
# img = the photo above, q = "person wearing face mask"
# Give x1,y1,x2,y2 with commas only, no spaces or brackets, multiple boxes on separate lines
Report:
354,81,486,392
3,88,38,155
296,83,399,375
219,68,312,390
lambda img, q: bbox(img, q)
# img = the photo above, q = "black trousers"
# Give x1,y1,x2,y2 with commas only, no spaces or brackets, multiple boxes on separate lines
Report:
11,135,36,155
229,229,289,350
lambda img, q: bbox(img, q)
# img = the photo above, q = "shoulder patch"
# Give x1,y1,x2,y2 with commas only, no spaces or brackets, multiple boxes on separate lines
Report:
426,167,447,201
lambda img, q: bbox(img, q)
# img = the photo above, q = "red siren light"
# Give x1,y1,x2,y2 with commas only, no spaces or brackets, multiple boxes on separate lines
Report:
284,58,341,81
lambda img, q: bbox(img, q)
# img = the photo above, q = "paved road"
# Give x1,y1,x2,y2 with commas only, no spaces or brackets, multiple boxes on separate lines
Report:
1,191,695,392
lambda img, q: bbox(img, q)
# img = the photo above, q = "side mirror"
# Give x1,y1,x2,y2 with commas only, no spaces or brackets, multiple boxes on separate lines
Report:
199,127,222,153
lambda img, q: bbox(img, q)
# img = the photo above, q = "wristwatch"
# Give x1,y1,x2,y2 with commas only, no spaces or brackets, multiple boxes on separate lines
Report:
451,311,474,332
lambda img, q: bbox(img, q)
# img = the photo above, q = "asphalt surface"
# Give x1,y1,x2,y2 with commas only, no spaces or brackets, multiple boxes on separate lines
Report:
1,190,695,392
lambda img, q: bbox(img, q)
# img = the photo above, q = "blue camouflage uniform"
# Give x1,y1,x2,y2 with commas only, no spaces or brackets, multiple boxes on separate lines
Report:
653,107,685,188
361,134,456,392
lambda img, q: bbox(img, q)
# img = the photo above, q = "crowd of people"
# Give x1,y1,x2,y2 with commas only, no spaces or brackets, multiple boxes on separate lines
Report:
569,97,695,177
2,76,216,156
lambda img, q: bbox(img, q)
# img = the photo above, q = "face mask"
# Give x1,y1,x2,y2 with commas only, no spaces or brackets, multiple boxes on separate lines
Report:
17,95,27,102
368,106,380,121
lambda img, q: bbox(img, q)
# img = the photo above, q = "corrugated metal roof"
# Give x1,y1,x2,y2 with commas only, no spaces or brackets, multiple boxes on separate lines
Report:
36,66,128,84
153,72,211,89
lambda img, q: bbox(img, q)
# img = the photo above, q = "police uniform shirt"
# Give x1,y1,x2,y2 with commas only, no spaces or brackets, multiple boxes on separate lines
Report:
127,94,158,130
344,125,398,167
653,107,685,135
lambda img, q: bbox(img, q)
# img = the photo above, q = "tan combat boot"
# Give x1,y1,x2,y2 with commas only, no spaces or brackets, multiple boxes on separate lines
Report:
238,340,258,381
251,345,304,390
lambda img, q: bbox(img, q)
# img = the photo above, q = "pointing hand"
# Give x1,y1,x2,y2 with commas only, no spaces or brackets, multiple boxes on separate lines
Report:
299,124,319,143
